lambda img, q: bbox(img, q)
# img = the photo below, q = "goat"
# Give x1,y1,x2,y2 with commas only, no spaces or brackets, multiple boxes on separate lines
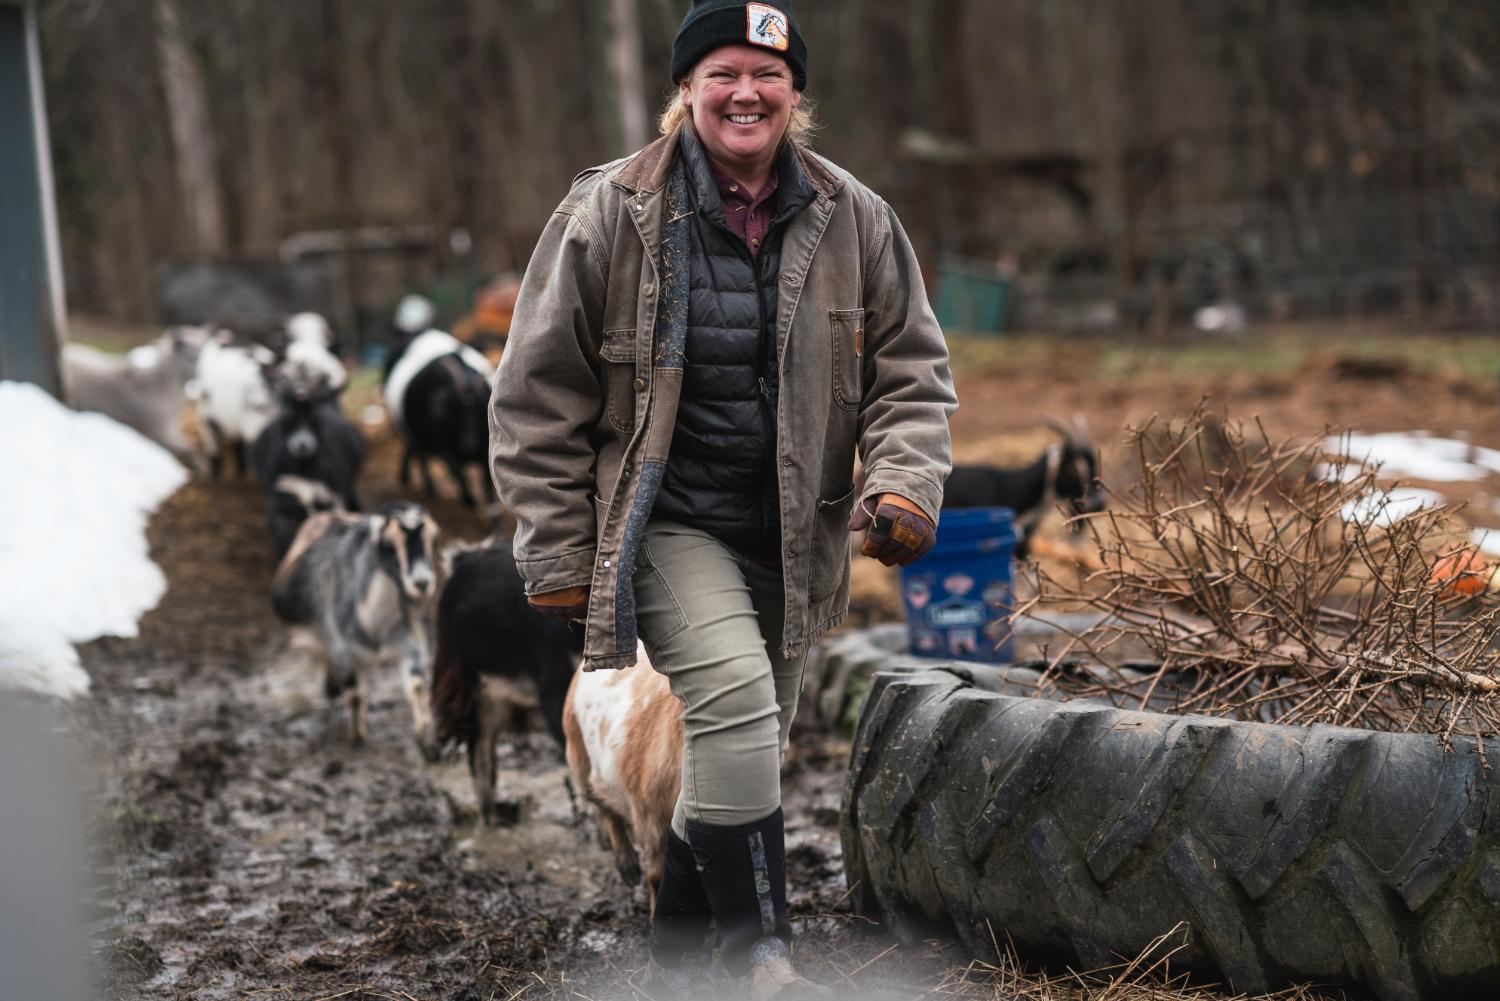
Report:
271,503,440,756
430,540,580,825
383,294,436,382
63,326,209,469
190,331,279,479
942,417,1105,559
269,475,345,562
563,650,684,912
285,311,336,350
383,330,496,508
279,339,348,395
250,382,365,559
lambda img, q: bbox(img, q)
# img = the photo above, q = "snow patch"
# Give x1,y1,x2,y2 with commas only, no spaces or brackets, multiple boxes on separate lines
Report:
0,381,187,699
1324,432,1500,483
1340,487,1447,527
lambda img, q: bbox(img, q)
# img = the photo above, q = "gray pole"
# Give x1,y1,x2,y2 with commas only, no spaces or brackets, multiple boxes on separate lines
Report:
0,0,67,396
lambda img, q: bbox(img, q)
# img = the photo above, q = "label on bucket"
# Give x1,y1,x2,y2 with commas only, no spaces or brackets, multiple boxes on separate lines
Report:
928,597,986,628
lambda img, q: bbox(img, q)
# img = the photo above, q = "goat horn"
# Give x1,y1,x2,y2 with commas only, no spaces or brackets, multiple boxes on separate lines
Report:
1071,413,1095,448
1042,416,1074,441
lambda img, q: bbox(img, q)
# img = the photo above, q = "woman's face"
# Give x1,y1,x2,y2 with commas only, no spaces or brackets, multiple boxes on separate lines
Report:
680,45,800,181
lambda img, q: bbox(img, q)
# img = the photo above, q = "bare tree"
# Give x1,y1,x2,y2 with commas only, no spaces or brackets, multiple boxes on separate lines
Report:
608,0,649,153
156,0,226,255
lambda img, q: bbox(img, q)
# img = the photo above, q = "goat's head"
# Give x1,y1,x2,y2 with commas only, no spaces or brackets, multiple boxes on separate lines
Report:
1044,416,1106,530
274,380,340,460
372,502,439,603
284,312,334,349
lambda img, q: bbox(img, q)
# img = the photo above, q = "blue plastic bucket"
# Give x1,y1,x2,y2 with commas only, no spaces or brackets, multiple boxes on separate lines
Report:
898,507,1017,664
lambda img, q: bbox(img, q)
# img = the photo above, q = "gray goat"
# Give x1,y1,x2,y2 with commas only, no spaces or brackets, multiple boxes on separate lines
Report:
271,502,440,757
63,326,210,468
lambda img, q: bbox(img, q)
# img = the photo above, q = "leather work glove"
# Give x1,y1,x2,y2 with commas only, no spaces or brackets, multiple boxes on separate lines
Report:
849,493,937,567
528,584,590,621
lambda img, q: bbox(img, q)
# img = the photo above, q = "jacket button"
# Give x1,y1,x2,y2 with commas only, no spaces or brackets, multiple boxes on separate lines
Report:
781,457,793,466
602,559,611,568
784,548,794,560
633,377,645,391
643,284,655,297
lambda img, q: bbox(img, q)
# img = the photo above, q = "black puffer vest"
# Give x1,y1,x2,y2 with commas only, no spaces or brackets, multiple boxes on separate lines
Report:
651,128,816,560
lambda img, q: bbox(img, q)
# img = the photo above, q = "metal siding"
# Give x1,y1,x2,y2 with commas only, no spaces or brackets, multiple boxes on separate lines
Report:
0,1,63,395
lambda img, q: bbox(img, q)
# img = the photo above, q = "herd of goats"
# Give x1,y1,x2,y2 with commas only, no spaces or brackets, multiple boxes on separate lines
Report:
58,299,1106,908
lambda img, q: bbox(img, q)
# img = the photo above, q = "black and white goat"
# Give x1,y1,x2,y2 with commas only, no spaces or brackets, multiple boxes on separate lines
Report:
943,417,1105,558
383,329,496,508
250,381,365,558
272,503,441,757
430,540,580,824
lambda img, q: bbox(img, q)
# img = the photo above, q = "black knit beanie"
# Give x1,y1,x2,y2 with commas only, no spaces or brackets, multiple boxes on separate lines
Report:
671,0,807,90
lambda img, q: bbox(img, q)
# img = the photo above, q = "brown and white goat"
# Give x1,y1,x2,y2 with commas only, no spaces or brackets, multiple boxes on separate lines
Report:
562,648,684,913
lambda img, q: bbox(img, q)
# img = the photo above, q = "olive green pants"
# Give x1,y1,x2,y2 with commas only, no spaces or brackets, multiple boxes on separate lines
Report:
634,520,808,839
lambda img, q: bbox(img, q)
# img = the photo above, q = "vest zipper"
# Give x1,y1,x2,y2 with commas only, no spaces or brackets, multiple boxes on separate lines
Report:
753,242,778,553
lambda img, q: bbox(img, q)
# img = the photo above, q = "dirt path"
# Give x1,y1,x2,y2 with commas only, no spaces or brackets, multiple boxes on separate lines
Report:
82,442,948,1001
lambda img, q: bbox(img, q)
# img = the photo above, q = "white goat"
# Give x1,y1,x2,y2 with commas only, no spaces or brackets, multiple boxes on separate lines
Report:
280,312,347,393
286,312,335,349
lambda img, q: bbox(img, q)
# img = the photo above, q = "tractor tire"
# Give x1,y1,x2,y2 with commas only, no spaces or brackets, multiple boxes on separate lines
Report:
841,668,1500,1001
805,626,1046,734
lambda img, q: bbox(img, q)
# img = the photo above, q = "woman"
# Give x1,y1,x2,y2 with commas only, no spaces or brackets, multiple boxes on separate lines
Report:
489,1,956,994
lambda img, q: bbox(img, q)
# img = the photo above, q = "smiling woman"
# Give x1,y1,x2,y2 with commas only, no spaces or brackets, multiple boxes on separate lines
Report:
488,1,957,995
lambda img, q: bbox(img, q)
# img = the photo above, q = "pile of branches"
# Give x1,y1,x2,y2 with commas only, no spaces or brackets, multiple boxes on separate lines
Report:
1020,409,1500,752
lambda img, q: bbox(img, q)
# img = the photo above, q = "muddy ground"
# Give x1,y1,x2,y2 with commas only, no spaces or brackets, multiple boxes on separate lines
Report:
81,331,1496,1000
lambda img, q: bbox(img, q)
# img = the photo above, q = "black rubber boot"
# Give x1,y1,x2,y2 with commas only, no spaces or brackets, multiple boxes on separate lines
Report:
649,828,714,966
685,808,793,976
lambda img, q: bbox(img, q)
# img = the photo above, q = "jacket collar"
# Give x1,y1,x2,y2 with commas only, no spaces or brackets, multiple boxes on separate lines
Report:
677,123,817,228
613,123,845,200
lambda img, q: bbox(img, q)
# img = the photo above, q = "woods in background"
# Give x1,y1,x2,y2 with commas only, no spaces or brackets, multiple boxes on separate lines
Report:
38,0,1500,333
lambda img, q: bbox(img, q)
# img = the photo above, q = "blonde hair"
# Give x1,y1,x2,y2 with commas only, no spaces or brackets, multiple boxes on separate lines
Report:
657,80,818,148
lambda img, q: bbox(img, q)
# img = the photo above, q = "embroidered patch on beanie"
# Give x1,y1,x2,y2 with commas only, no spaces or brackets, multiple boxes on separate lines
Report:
745,3,790,52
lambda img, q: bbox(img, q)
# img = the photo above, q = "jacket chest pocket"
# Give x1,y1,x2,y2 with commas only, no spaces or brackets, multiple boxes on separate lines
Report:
600,328,639,433
829,309,865,411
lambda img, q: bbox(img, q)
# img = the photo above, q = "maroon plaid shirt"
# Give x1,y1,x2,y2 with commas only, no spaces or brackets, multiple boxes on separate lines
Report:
715,168,778,255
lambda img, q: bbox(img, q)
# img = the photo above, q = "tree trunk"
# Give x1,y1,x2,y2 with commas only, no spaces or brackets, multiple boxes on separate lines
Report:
608,0,649,154
156,0,226,256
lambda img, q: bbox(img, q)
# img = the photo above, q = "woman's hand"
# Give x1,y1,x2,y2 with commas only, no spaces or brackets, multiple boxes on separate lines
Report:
849,493,936,567
528,584,590,620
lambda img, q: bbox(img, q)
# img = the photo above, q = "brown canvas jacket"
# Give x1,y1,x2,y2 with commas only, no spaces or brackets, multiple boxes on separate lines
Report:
489,126,957,670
